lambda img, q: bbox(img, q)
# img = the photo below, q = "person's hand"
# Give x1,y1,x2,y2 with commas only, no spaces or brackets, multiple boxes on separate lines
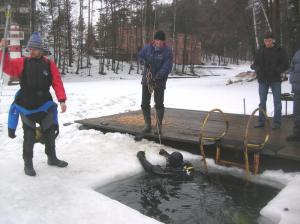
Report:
148,78,156,87
137,151,145,159
60,102,67,113
155,73,165,80
0,39,7,48
159,149,167,155
8,128,16,139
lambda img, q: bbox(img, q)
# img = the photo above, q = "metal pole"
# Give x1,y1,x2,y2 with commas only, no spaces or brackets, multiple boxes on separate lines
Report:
243,98,246,124
0,5,11,88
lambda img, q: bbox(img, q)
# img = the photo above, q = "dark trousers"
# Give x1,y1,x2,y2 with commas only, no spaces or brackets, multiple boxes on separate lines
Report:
293,93,300,134
22,125,56,160
141,85,165,110
21,108,56,161
23,125,35,160
258,82,282,125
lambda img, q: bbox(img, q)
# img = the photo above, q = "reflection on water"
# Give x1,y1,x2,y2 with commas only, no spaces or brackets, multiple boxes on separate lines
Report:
97,172,279,224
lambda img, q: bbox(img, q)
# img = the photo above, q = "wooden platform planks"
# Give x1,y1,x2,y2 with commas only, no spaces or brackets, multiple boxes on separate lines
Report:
75,108,300,162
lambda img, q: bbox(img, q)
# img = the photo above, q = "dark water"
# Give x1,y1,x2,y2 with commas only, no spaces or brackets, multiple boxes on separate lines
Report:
97,172,279,224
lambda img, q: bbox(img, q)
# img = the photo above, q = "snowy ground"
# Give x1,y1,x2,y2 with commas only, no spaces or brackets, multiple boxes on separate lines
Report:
0,61,300,224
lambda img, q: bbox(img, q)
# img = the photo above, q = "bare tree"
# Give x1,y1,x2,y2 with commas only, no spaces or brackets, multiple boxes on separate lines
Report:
65,0,73,67
76,0,84,74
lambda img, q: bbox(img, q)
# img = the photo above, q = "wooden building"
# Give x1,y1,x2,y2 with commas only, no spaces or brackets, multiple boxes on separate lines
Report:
117,26,202,65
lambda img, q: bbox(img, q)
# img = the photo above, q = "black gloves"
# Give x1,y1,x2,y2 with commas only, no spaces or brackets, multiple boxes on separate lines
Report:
137,151,145,159
140,60,150,69
159,149,168,156
155,73,164,80
138,149,168,158
8,128,16,139
148,78,156,87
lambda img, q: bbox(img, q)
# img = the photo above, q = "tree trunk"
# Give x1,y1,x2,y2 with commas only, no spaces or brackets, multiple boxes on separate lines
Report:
272,0,281,44
87,0,91,68
66,0,73,66
252,0,259,49
80,0,84,68
182,32,187,73
30,0,36,33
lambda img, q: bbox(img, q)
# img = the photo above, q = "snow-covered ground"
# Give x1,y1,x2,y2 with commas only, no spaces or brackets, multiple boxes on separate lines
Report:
0,61,299,224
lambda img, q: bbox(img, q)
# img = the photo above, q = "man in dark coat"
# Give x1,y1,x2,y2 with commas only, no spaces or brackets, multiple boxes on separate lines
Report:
138,30,173,136
0,32,68,176
251,31,289,129
286,50,300,141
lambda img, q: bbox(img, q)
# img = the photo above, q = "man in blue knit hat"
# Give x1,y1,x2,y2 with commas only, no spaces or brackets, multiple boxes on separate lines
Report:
27,31,45,56
0,32,68,176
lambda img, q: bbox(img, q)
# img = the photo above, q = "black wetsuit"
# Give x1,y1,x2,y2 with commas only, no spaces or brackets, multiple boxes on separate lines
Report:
137,150,194,179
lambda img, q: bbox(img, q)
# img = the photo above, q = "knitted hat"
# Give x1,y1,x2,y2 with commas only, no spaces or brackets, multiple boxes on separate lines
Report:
264,31,274,39
154,30,166,41
27,31,43,50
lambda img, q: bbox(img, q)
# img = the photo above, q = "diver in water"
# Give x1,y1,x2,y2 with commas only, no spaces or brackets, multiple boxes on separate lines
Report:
136,149,194,179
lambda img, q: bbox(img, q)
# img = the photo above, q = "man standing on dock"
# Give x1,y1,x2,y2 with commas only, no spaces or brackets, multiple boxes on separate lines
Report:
137,30,173,137
251,31,289,130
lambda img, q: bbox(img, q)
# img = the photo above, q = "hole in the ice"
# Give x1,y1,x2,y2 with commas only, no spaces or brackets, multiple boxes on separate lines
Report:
96,172,279,224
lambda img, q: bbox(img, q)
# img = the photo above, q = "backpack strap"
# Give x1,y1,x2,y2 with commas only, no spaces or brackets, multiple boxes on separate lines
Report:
42,57,51,72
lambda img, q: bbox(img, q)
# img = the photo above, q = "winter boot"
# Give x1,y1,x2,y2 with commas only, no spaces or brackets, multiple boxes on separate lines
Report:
24,159,36,176
154,108,164,135
47,153,68,167
141,107,152,134
45,127,68,168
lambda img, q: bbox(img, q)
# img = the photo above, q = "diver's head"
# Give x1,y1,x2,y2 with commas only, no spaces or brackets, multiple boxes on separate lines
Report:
169,152,183,168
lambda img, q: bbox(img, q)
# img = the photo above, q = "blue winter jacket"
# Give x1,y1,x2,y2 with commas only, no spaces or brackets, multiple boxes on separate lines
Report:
138,43,173,89
8,98,58,133
289,50,300,94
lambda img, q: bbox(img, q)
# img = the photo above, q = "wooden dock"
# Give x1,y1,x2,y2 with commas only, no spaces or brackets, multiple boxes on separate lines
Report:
75,108,300,168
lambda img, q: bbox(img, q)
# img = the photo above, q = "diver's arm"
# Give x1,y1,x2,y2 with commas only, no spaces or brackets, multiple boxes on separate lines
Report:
137,151,174,176
137,151,156,173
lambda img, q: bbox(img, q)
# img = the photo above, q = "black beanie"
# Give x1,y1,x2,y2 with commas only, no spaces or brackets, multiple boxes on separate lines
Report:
154,30,166,41
169,152,183,168
264,31,274,39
